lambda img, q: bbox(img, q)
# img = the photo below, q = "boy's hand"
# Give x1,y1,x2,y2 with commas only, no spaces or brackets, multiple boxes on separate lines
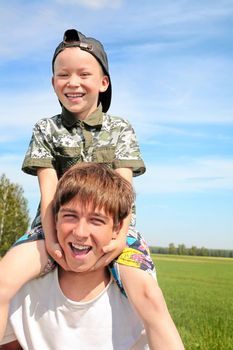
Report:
92,209,131,270
46,241,70,271
92,235,126,270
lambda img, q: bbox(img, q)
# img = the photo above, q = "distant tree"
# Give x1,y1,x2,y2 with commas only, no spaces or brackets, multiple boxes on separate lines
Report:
150,246,169,255
189,246,197,256
168,243,177,255
177,244,187,255
0,174,30,256
199,247,209,256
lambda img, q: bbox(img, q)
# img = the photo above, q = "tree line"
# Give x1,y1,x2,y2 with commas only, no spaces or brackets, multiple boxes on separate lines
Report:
150,243,233,258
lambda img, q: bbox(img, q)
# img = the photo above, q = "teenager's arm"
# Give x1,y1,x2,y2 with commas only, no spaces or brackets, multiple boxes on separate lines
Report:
37,168,68,268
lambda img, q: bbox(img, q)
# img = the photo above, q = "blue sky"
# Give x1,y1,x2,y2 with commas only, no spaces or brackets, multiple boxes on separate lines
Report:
0,0,232,249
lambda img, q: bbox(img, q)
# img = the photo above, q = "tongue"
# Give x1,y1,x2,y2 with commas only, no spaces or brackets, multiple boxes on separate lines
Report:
73,247,90,256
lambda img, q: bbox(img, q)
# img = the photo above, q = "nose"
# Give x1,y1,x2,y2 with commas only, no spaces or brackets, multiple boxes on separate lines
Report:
67,74,80,87
72,220,89,239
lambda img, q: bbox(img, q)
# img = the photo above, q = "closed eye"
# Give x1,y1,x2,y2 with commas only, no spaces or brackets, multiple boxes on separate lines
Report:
90,215,109,226
56,72,69,77
59,209,78,221
81,72,91,77
91,219,105,225
61,214,78,223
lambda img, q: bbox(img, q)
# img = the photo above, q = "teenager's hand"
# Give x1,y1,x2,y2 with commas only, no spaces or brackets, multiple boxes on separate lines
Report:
92,236,126,270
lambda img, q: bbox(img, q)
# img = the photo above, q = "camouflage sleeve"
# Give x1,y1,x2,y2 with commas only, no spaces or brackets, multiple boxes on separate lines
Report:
22,120,55,176
113,120,146,177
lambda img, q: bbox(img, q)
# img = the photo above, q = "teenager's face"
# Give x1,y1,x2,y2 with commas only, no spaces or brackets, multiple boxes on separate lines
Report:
52,47,109,120
56,199,120,272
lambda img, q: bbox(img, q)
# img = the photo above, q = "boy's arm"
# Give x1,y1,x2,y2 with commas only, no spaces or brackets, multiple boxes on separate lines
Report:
93,168,132,269
37,168,68,269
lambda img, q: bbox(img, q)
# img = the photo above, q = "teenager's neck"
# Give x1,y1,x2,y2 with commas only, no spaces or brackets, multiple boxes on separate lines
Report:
58,267,110,302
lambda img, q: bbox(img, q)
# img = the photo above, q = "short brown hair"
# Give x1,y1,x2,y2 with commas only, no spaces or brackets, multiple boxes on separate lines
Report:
53,163,135,227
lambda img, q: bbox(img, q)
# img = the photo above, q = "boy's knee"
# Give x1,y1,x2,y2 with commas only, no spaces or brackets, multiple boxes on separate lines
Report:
0,285,12,303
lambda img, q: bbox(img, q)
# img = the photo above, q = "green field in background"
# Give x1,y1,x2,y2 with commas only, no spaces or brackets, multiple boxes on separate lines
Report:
153,254,233,350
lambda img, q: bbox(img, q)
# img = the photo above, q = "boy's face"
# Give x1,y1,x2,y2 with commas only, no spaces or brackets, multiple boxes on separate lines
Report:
56,198,120,272
52,47,109,120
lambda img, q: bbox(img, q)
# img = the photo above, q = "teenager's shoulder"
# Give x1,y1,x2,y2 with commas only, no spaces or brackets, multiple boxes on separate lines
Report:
9,269,59,317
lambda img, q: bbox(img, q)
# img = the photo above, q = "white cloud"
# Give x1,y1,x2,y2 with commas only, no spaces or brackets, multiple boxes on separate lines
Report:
152,0,233,27
0,0,231,63
134,158,233,194
0,5,59,60
0,90,59,128
110,52,233,129
0,135,17,144
0,154,36,189
54,0,122,9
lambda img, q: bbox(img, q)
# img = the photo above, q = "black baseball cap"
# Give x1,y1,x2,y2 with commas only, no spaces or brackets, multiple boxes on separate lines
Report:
52,29,112,113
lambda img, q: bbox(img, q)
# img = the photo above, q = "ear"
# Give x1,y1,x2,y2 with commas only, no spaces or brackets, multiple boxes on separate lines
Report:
99,75,109,93
112,221,123,239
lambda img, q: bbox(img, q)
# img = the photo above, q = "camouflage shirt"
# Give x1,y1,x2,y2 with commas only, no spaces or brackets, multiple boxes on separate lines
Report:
22,105,145,227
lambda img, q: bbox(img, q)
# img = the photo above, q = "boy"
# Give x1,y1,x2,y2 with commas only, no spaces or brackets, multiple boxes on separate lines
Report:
0,29,184,349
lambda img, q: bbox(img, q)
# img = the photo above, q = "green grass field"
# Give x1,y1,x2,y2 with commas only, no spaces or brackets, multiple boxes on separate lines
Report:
153,254,233,350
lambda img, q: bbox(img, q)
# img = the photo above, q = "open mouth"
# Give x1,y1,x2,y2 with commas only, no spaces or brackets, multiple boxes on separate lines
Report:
70,243,91,256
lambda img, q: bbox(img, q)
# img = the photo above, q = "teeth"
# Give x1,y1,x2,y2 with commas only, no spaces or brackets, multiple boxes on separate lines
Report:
71,243,90,250
66,93,84,98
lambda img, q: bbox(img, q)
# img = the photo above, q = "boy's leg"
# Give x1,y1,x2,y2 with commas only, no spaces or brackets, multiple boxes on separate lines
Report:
119,266,185,350
0,238,49,340
110,229,184,350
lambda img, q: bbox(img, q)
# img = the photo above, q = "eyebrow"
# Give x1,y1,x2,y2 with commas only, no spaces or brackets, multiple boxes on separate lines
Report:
60,208,77,214
59,207,110,221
